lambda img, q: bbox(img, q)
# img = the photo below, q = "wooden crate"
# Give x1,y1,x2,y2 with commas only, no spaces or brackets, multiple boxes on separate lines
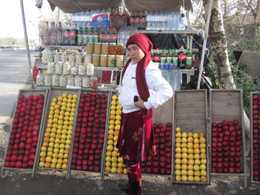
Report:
34,88,81,178
67,89,112,180
250,92,260,184
172,89,210,185
1,89,49,177
210,89,247,188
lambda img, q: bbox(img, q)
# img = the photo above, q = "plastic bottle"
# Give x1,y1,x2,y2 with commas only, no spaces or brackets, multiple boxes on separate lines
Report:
161,70,169,82
178,45,186,69
129,11,135,27
175,68,182,90
77,25,83,46
109,7,115,28
44,22,51,45
185,49,193,69
69,23,78,46
87,10,92,28
50,22,57,45
115,7,120,29
160,49,166,70
121,7,128,27
63,23,70,45
56,22,63,45
162,11,167,30
172,48,178,69
153,48,161,68
167,49,173,70
167,11,173,30
146,11,151,30
110,27,117,44
118,27,125,44
173,10,180,30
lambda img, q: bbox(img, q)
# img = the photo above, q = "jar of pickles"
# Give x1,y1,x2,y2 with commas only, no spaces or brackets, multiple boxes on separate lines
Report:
116,55,124,67
59,75,67,87
69,54,76,64
75,53,82,64
44,74,52,86
86,43,94,54
82,76,90,88
78,64,86,76
94,43,101,54
83,54,92,65
52,74,60,87
108,43,116,55
67,75,74,86
54,53,61,63
108,55,116,67
86,63,94,76
36,72,44,86
75,75,82,87
47,62,55,74
71,65,78,75
116,43,124,55
55,62,63,75
61,53,68,63
42,48,53,64
101,43,108,54
90,76,98,89
63,62,71,75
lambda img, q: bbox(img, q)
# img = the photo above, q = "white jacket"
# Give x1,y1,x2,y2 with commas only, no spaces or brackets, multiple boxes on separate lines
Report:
118,60,173,114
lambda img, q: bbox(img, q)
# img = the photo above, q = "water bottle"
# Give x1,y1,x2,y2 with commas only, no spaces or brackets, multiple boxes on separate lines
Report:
174,10,180,30
167,11,174,30
118,27,125,44
175,68,182,90
161,70,169,82
162,11,167,30
168,70,175,91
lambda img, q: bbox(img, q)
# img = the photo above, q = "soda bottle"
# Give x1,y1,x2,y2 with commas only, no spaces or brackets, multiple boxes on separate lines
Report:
111,27,118,44
185,49,193,69
140,11,147,30
109,7,115,28
178,45,186,69
135,11,141,29
56,22,63,45
160,49,166,70
63,23,70,45
44,22,51,45
129,11,135,27
93,28,99,43
115,7,120,29
121,7,128,27
69,23,78,46
88,27,94,43
172,48,178,69
50,22,57,45
153,48,161,68
77,26,83,46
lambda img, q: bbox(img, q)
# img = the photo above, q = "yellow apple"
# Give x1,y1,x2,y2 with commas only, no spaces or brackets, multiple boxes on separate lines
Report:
194,176,200,182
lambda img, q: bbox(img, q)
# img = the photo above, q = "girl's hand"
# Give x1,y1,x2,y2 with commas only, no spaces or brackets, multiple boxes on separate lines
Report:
134,96,146,109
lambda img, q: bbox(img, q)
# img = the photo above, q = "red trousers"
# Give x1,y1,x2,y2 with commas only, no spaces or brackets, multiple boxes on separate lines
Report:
126,161,142,195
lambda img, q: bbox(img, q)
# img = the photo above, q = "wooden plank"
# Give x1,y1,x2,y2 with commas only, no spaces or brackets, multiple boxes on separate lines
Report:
212,115,241,124
176,93,205,102
174,107,205,113
175,112,205,120
176,102,205,109
153,96,174,124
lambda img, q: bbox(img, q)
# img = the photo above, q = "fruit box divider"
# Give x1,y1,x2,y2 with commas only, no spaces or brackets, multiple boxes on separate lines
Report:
209,89,247,189
1,89,49,178
250,92,260,184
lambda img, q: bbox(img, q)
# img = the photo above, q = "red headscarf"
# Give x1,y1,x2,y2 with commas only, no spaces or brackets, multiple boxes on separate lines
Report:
122,33,153,118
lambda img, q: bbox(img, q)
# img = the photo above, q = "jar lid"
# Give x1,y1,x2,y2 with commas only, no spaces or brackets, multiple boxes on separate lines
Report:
102,43,108,45
101,54,108,57
117,43,124,46
95,43,101,45
93,54,100,56
108,55,116,57
110,43,116,45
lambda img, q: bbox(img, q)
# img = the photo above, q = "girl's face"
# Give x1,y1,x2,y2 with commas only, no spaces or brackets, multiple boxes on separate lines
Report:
127,44,145,63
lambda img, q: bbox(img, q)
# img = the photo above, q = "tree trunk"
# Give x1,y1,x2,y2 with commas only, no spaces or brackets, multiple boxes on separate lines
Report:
203,0,250,154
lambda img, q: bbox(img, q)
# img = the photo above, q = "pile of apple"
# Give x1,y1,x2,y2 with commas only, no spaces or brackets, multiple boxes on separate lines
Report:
4,94,45,168
104,95,127,174
70,91,107,172
39,93,77,169
252,94,260,181
174,128,207,182
211,120,243,173
140,122,172,175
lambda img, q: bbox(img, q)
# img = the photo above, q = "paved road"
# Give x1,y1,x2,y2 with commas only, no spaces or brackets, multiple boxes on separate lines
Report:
0,50,259,195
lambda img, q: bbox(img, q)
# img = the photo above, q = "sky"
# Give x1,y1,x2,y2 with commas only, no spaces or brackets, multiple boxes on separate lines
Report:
0,0,60,41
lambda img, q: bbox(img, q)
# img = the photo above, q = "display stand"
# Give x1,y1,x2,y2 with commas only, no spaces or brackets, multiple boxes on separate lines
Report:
209,89,247,188
172,89,210,185
33,88,81,178
1,89,49,178
249,92,260,184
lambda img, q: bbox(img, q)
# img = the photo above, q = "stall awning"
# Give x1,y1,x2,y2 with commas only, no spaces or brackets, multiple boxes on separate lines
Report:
47,0,192,13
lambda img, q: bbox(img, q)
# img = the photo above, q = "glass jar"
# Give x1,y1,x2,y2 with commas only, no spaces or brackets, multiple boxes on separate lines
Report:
54,53,61,63
67,75,74,86
63,62,71,75
55,62,63,75
82,76,90,88
75,53,82,64
78,64,86,76
42,48,53,64
108,55,116,67
71,65,78,75
36,72,44,86
52,74,60,87
61,53,68,63
100,54,108,67
90,76,98,89
47,62,55,74
101,43,108,54
108,43,116,55
44,74,52,86
59,75,67,87
116,43,124,55
92,54,100,67
75,75,82,87
94,43,101,54
86,43,94,54
83,54,92,65
116,55,124,67
86,63,94,76
69,54,76,64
